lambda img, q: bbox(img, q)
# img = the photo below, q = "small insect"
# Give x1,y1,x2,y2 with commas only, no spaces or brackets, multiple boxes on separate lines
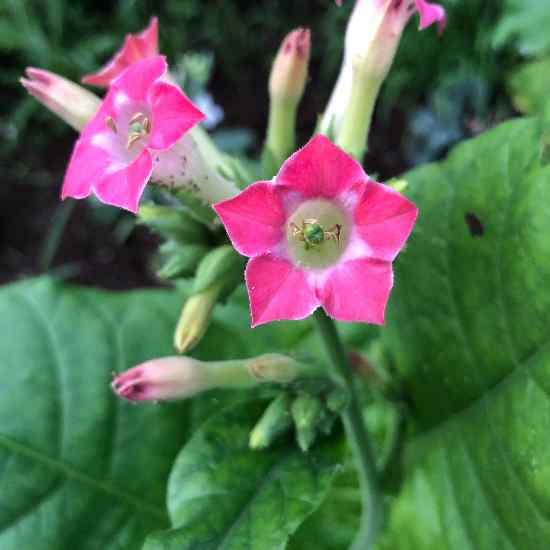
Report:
290,218,342,250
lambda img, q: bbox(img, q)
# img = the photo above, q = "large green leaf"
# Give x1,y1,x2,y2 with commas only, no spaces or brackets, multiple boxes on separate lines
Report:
144,403,343,550
0,278,190,549
508,57,550,117
493,0,550,55
379,118,550,548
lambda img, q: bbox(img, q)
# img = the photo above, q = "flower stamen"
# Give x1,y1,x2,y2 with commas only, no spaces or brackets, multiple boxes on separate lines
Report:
126,112,150,149
105,116,117,133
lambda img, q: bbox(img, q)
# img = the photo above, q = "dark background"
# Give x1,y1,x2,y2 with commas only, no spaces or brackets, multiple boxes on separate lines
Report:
0,0,513,289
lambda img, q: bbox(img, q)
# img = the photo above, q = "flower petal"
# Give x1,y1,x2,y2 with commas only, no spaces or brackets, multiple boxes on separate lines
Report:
246,255,319,327
415,0,446,33
61,137,112,201
111,56,167,103
94,149,153,213
213,182,286,257
277,135,366,199
320,258,393,324
147,81,205,150
354,181,418,261
61,139,152,213
82,17,159,87
135,16,159,57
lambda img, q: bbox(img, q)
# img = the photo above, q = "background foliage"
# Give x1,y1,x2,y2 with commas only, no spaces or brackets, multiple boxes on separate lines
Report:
2,0,550,549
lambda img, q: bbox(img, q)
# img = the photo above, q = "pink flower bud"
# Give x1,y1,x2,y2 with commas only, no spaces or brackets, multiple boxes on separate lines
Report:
269,28,311,102
20,68,101,131
112,356,206,402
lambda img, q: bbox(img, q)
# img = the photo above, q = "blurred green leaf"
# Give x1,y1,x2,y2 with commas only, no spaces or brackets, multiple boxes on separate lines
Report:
377,118,550,548
0,277,191,549
143,402,344,550
508,56,550,117
493,0,550,55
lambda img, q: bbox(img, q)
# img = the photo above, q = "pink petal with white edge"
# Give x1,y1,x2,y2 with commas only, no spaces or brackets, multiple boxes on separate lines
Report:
354,181,418,262
82,17,159,87
277,135,366,199
415,0,446,33
213,182,286,257
147,81,205,150
321,258,393,324
94,149,153,213
111,56,166,103
246,255,319,327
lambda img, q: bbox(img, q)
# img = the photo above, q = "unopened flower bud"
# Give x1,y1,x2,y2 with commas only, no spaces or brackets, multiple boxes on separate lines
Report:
291,394,324,452
112,356,206,401
263,28,311,177
112,353,318,403
173,282,223,353
20,68,101,131
269,27,311,102
249,393,293,450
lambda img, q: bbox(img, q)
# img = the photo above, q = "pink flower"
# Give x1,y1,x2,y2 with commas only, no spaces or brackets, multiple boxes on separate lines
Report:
335,0,446,33
82,17,159,87
214,135,417,327
415,0,446,33
62,56,204,212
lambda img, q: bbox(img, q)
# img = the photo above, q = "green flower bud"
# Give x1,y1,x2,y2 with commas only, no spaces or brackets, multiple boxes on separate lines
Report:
249,393,293,450
291,394,324,452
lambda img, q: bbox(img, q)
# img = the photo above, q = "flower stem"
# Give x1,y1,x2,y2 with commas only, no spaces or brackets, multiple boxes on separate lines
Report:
263,98,297,178
314,309,383,550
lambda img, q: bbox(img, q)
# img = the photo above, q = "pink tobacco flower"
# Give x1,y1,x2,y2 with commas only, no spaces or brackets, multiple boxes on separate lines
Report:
62,56,204,212
214,135,417,327
335,0,446,33
82,17,159,87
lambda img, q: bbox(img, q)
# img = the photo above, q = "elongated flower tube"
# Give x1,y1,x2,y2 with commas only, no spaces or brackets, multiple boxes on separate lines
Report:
214,135,417,327
112,353,318,402
320,0,446,144
82,17,159,87
20,68,101,131
62,56,204,212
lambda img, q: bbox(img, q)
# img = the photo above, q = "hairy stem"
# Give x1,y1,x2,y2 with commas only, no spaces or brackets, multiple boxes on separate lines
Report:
314,309,383,550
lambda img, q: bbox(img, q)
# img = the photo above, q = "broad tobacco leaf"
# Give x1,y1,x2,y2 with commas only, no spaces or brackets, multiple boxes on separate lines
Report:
0,278,190,549
493,0,550,55
508,57,550,118
379,118,550,548
143,403,343,550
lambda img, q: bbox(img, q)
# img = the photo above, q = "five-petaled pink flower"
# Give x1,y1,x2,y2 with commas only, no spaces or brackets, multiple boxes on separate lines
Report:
82,17,159,87
214,135,418,327
62,55,204,212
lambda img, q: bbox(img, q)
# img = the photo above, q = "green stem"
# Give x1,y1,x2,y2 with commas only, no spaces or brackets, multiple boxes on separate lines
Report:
314,309,383,550
263,98,297,178
336,70,382,162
